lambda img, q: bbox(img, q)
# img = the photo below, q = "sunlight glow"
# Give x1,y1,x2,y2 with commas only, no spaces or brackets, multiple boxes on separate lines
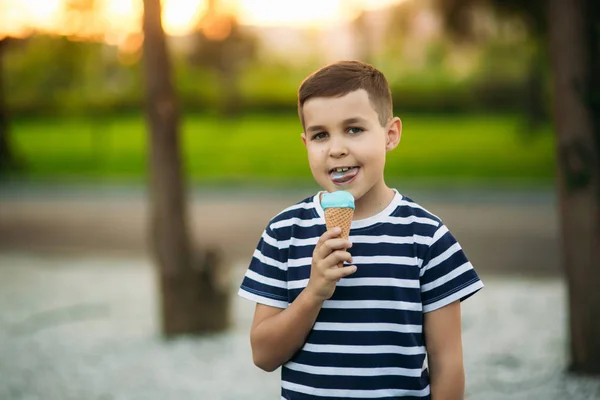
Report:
237,0,347,27
1,0,405,40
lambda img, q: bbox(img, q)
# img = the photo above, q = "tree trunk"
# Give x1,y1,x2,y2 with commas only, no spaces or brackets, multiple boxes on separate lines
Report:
548,0,600,375
0,38,14,172
141,0,229,337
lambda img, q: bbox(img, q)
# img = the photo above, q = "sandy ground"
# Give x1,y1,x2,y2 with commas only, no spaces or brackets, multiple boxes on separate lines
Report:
1,184,598,399
0,253,599,400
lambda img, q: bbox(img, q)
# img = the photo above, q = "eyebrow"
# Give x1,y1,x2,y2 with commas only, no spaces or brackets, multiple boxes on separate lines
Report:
306,117,368,133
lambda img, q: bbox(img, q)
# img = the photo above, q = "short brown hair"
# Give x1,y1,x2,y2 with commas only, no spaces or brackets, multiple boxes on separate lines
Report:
298,60,393,127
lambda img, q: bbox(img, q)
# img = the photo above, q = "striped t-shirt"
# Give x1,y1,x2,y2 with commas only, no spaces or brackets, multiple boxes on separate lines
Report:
239,190,483,399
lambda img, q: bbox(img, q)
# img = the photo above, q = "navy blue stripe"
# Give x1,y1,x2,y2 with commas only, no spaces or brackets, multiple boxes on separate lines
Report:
427,231,458,258
282,368,430,391
288,264,421,282
240,279,287,301
292,351,426,369
288,286,422,303
274,225,325,240
288,284,422,303
306,330,423,348
289,241,427,259
282,390,429,400
424,251,469,280
329,286,422,303
316,308,423,325
257,239,288,263
248,257,286,281
423,274,481,306
270,199,315,223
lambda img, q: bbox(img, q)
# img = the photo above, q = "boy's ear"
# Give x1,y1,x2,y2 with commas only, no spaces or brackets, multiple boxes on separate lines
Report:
385,117,402,152
301,132,307,147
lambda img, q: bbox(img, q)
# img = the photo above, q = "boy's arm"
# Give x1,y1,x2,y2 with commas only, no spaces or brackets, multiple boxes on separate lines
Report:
424,300,465,400
250,294,322,372
249,227,356,372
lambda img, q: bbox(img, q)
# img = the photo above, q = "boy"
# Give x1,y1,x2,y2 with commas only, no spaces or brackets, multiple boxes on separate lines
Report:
238,60,483,399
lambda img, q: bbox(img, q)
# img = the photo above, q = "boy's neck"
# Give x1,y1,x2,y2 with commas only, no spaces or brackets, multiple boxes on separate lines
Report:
353,184,395,220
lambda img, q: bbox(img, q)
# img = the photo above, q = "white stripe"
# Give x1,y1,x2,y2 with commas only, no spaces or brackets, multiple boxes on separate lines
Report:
350,234,431,245
398,199,440,219
281,381,430,398
281,202,315,213
420,242,461,276
323,300,422,311
271,217,322,230
279,234,432,250
422,280,484,313
288,236,319,247
385,215,439,226
287,257,313,268
260,231,279,247
253,249,287,270
417,225,450,269
288,278,309,290
352,255,418,266
313,322,422,333
430,225,449,246
285,361,423,377
337,277,419,288
272,215,437,232
288,277,420,291
238,289,288,309
302,343,426,356
245,269,287,289
421,262,473,292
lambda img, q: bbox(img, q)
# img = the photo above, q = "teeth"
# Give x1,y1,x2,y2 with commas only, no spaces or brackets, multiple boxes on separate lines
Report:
334,167,352,172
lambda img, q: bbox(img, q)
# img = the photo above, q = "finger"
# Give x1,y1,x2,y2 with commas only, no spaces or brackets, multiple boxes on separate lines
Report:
322,250,353,269
321,238,352,254
315,227,341,250
326,265,357,281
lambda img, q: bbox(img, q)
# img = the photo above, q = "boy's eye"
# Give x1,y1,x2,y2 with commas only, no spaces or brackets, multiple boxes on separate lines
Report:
347,127,364,134
312,132,328,140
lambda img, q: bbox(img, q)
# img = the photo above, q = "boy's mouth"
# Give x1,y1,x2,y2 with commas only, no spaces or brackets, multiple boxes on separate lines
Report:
329,166,359,185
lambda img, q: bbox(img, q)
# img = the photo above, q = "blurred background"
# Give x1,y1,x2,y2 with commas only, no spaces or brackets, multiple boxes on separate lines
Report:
0,0,598,399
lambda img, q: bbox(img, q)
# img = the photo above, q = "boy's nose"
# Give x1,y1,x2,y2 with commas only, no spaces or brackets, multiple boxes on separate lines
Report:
328,137,348,158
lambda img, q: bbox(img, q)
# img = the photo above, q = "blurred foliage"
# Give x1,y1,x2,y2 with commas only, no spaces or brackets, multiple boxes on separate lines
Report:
8,113,554,184
1,0,557,182
5,9,550,118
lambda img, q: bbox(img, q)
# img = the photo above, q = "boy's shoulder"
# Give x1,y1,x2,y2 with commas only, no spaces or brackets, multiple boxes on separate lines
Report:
393,194,443,225
373,191,446,241
264,193,320,233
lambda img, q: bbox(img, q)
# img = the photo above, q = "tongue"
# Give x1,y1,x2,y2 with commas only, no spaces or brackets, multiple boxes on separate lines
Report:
331,168,358,184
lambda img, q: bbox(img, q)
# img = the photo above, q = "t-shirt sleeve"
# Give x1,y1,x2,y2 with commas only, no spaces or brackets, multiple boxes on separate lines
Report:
238,224,289,309
420,223,483,313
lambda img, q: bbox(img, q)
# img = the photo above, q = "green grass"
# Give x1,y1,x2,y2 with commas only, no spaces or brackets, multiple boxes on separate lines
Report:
9,113,555,186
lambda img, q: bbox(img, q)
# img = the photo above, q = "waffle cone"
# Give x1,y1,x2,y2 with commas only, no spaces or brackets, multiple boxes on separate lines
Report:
324,207,354,268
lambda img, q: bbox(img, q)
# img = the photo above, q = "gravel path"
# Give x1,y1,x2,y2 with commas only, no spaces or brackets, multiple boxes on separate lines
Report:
0,253,598,400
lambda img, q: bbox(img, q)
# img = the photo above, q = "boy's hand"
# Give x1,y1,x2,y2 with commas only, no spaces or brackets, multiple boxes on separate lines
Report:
305,227,357,302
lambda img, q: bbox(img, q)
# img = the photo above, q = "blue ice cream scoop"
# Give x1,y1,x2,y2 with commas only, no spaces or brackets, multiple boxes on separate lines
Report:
321,191,355,210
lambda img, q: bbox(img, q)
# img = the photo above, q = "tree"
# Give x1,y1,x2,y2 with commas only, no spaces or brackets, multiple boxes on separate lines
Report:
547,0,600,375
0,38,13,172
142,0,229,336
435,0,600,375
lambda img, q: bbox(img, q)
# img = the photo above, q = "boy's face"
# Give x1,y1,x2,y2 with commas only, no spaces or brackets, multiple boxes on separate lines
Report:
301,89,401,208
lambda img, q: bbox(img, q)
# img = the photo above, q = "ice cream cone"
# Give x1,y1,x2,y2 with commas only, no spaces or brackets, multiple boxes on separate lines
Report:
324,207,354,241
322,191,355,268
